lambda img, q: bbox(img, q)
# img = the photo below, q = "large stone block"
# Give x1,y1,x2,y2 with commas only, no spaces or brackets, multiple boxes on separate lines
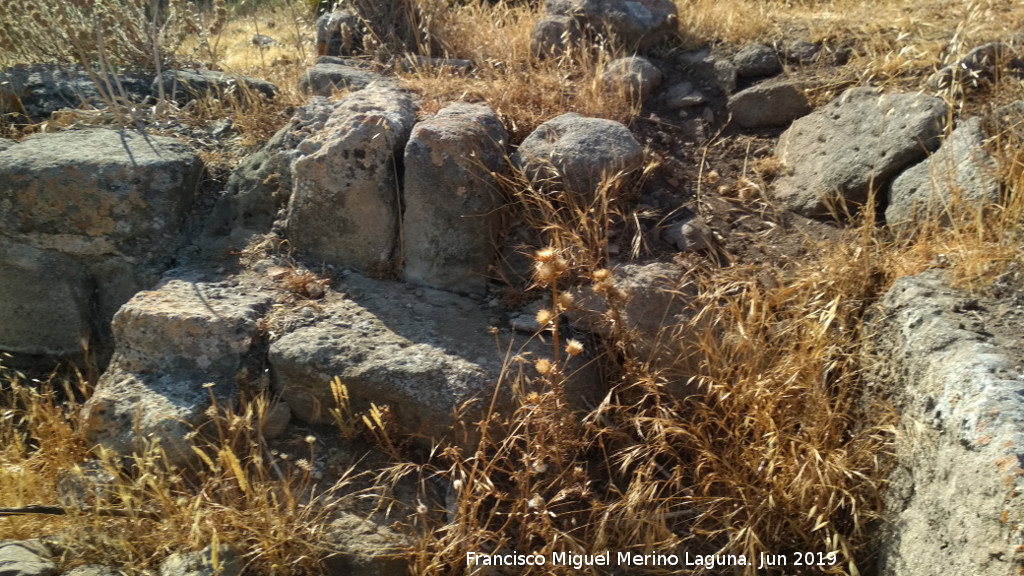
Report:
402,102,508,295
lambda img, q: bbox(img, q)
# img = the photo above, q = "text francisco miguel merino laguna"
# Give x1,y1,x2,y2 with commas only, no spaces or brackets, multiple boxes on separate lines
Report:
467,550,839,570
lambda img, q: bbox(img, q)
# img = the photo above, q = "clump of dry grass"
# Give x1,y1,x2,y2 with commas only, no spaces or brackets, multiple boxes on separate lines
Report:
0,361,350,575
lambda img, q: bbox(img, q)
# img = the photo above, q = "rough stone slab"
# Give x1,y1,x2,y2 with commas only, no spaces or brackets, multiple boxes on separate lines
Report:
402,102,508,295
601,56,663,101
0,240,92,357
81,365,233,469
866,270,1024,576
512,113,644,197
0,64,154,121
773,87,947,218
269,272,601,442
268,294,497,441
322,512,409,576
160,545,241,576
285,88,419,271
530,14,583,58
733,43,781,77
728,79,811,129
887,117,999,226
109,279,272,375
545,0,678,51
154,69,278,104
0,128,201,259
297,62,393,96
0,540,56,576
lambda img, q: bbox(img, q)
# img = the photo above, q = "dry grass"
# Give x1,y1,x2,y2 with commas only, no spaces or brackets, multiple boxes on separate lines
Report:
4,0,1024,574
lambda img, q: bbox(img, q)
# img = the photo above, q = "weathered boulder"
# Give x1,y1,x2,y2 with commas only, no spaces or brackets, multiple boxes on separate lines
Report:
512,113,644,197
0,240,93,358
0,540,56,576
728,79,811,129
268,285,497,441
285,87,419,271
866,270,1024,576
160,545,242,576
81,279,273,467
887,117,999,226
154,69,278,104
530,14,583,58
928,42,1023,92
545,0,678,51
662,81,706,109
0,128,201,259
206,98,339,241
0,64,154,121
402,102,508,295
316,9,363,57
297,59,393,96
601,55,663,101
772,87,947,218
322,512,409,576
269,272,601,443
733,43,780,77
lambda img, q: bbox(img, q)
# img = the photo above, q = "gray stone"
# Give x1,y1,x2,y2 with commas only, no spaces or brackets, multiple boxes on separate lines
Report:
785,40,821,64
269,272,601,442
733,43,780,77
601,56,663,101
206,99,341,241
772,87,947,218
105,279,272,376
0,540,56,576
662,81,706,109
268,287,498,442
0,64,154,121
322,512,409,576
0,240,92,358
712,58,738,95
81,279,272,467
545,0,678,51
661,216,712,252
297,62,392,97
928,42,1021,92
402,102,508,295
728,79,811,129
866,270,1024,576
512,113,644,197
285,88,419,271
160,545,241,576
887,117,999,226
316,9,363,57
0,128,201,259
530,14,583,58
154,69,278,104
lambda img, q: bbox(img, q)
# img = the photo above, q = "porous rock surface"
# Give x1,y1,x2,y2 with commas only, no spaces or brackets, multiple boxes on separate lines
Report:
887,117,999,226
297,57,394,96
773,87,947,217
601,55,663,101
0,540,56,576
544,0,678,51
81,278,272,467
0,128,201,360
402,102,508,296
728,78,810,129
285,87,419,271
512,112,644,196
269,273,519,442
866,270,1024,576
